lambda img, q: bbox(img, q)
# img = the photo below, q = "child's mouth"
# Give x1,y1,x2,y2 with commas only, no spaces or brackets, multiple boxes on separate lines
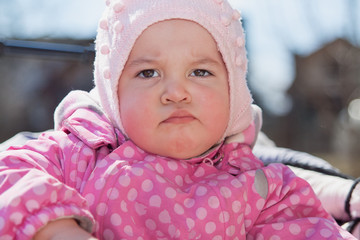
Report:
162,110,196,124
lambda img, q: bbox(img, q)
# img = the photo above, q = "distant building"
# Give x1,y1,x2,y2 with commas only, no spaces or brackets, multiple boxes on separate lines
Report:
285,39,360,156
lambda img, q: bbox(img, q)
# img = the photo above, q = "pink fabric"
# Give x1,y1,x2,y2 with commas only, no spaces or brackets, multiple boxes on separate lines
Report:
0,92,355,239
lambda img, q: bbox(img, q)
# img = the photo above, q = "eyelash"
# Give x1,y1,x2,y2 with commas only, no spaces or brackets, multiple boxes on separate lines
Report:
190,69,213,77
137,69,159,78
136,69,213,79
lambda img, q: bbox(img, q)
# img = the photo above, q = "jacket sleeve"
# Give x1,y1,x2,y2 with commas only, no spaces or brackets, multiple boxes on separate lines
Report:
0,131,96,239
247,163,356,240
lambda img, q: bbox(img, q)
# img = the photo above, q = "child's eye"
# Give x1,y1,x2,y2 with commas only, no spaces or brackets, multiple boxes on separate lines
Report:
191,69,212,77
137,69,159,78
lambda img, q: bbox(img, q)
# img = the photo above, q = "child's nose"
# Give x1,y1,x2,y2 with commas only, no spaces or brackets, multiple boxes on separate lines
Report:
160,79,192,104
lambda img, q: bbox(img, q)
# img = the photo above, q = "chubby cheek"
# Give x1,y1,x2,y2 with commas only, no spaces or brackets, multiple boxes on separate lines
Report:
119,95,154,140
198,90,229,134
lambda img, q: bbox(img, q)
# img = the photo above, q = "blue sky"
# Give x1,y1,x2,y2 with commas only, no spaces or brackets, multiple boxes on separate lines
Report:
0,0,359,115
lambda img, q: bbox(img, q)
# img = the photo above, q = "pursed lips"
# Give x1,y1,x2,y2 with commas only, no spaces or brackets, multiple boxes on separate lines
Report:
162,110,196,124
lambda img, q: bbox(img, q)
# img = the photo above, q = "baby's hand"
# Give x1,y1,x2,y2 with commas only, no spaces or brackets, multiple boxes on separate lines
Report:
33,218,97,240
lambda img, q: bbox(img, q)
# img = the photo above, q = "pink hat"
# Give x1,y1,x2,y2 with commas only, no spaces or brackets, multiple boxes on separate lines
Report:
94,0,253,139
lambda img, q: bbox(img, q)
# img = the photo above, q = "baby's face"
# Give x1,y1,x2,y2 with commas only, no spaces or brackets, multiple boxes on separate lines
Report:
118,19,229,159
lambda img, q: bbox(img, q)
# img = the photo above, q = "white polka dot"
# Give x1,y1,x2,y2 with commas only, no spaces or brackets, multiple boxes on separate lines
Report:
220,187,232,198
175,176,184,186
123,147,135,158
301,187,311,196
26,200,39,212
196,207,207,220
156,174,166,183
50,191,58,203
226,225,235,237
108,152,120,161
205,222,216,234
159,210,171,223
168,224,179,238
23,224,35,236
232,201,241,213
120,201,128,212
135,202,147,216
305,228,316,238
217,174,229,180
124,225,133,236
174,203,185,215
165,187,177,199
231,179,243,188
85,193,95,206
256,199,265,210
303,207,313,216
110,213,122,226
308,218,320,224
77,160,87,172
290,194,300,205
52,206,64,217
82,148,93,156
320,228,332,238
184,174,193,184
167,161,178,171
245,204,252,215
107,188,120,200
186,218,195,230
212,235,222,240
149,195,162,207
208,196,220,209
131,167,144,176
71,153,78,163
219,211,230,223
145,155,156,162
10,197,21,207
146,219,157,230
194,167,205,177
38,213,49,224
196,186,208,196
289,223,301,235
284,208,294,217
103,229,114,240
33,184,47,195
0,217,4,231
119,175,131,187
96,203,108,216
272,222,284,231
184,198,195,208
208,180,218,187
95,178,106,190
255,233,264,240
155,163,164,174
307,198,315,206
128,188,138,201
141,179,154,192
277,204,287,212
269,235,281,240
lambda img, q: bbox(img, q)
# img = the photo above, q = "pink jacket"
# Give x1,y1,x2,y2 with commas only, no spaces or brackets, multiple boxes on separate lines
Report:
0,91,355,239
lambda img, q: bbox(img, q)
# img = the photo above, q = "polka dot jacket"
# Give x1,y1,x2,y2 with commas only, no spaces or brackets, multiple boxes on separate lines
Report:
0,91,355,239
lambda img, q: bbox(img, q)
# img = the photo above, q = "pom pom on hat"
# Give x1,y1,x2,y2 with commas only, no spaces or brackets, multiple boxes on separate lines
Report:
94,0,253,139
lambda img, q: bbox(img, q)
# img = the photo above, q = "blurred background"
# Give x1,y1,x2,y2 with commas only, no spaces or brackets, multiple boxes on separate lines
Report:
0,0,359,176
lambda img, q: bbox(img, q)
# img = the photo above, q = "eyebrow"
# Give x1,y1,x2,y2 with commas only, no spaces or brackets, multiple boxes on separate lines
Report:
126,56,223,68
126,57,159,68
191,57,222,66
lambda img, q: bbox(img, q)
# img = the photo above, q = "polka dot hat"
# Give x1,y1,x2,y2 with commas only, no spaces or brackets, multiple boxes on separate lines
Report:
94,0,253,139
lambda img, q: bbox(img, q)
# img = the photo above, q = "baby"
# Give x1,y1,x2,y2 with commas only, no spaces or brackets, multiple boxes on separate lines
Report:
0,0,356,239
